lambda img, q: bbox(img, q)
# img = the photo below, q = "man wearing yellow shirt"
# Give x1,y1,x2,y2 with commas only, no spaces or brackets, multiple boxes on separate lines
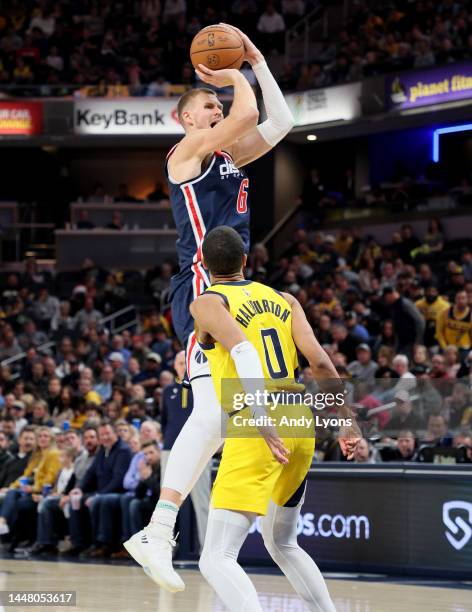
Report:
415,285,450,347
436,290,472,356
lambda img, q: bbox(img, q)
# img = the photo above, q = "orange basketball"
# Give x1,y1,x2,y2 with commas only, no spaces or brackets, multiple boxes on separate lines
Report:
190,25,244,71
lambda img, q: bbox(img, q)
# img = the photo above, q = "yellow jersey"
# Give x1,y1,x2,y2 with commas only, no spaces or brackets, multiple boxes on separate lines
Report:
415,296,450,322
199,280,298,411
436,306,472,349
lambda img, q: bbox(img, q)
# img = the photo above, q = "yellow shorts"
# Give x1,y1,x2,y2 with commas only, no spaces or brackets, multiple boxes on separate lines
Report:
212,434,314,516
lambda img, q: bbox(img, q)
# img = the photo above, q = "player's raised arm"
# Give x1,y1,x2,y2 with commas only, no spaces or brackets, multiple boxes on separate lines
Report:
282,292,362,459
186,67,259,158
219,24,295,168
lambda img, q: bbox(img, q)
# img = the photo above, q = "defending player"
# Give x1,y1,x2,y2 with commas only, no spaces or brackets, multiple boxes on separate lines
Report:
124,26,295,591
190,226,360,611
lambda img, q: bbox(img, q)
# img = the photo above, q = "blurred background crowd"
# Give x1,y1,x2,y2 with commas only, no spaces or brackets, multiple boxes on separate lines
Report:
1,0,471,95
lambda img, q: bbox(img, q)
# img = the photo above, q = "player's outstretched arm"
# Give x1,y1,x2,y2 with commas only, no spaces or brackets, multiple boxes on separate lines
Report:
282,292,362,459
219,24,295,168
189,66,259,158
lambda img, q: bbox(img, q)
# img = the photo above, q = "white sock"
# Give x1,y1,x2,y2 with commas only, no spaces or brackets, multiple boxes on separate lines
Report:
161,375,224,498
199,507,263,612
150,501,178,534
260,500,336,612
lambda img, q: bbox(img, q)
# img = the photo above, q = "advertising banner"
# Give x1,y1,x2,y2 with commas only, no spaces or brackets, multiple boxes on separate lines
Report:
0,101,43,135
240,472,472,575
386,62,472,110
285,83,362,126
73,99,184,135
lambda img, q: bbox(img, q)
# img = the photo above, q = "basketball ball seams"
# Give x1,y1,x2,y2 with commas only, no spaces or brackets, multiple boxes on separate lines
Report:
190,24,244,70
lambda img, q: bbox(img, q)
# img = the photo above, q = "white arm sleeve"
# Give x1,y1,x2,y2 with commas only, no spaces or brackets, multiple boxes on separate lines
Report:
230,340,266,418
253,60,295,146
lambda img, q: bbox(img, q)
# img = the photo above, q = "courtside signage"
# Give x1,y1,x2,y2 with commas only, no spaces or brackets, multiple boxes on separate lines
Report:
73,99,184,135
0,101,43,135
387,62,472,110
285,82,361,126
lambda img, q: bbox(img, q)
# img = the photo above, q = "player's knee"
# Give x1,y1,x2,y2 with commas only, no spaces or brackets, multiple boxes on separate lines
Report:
261,516,294,559
198,547,216,581
260,517,279,556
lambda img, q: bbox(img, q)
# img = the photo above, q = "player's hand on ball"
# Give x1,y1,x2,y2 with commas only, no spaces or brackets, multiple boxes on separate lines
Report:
195,64,240,88
218,24,263,65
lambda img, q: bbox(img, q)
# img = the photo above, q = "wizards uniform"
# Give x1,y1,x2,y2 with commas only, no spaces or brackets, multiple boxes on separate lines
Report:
198,280,315,515
165,146,250,365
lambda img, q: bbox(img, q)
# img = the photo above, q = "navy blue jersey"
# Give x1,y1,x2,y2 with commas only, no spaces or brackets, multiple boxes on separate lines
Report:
166,145,250,299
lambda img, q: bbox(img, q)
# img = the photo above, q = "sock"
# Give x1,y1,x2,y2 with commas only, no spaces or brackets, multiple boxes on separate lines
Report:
150,501,179,533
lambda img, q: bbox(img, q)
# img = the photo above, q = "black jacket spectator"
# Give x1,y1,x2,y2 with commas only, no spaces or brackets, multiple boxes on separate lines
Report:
80,439,131,494
135,463,160,504
0,451,32,488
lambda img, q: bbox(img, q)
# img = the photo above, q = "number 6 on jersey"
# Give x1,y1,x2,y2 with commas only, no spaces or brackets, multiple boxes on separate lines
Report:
237,178,249,214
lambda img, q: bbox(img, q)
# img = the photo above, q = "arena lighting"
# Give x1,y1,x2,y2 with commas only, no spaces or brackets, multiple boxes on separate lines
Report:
307,134,317,141
432,123,472,162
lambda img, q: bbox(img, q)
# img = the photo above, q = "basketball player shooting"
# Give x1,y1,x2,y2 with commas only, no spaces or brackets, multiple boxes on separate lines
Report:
189,226,360,611
124,25,295,592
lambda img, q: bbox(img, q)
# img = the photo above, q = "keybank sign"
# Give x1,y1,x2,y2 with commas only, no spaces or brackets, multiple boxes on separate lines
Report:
249,512,370,540
74,99,185,135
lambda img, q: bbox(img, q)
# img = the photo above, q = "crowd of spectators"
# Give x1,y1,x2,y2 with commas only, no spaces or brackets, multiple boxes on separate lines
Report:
2,0,471,96
1,212,472,557
288,0,472,91
246,222,472,463
0,0,315,96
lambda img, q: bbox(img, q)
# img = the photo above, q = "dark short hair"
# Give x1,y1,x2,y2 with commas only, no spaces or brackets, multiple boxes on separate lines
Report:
142,440,159,450
202,226,245,276
177,88,217,124
98,419,117,432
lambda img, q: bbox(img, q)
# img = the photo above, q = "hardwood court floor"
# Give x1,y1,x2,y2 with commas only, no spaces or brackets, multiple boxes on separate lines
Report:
0,559,470,612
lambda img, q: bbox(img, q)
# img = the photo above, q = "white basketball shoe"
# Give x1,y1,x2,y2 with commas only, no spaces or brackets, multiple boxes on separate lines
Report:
123,526,185,593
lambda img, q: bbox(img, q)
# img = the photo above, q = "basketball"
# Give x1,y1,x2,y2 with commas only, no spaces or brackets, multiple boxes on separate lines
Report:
190,25,244,71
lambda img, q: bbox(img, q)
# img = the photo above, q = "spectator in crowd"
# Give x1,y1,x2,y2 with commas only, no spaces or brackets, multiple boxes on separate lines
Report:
257,2,286,54
66,421,131,558
415,285,450,347
116,420,161,557
387,389,422,434
436,290,472,357
114,183,139,203
383,287,425,357
126,440,161,536
32,287,60,332
348,344,378,385
0,426,36,490
93,365,114,402
423,413,453,448
18,320,48,350
381,430,417,462
0,427,61,548
0,431,11,471
74,298,103,335
30,446,76,555
353,438,378,463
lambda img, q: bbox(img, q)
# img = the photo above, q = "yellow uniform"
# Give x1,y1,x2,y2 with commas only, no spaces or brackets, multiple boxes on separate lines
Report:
436,306,472,350
200,280,314,515
415,296,450,323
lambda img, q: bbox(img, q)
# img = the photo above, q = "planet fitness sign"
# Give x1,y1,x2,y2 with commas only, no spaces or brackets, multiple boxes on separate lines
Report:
387,62,472,110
